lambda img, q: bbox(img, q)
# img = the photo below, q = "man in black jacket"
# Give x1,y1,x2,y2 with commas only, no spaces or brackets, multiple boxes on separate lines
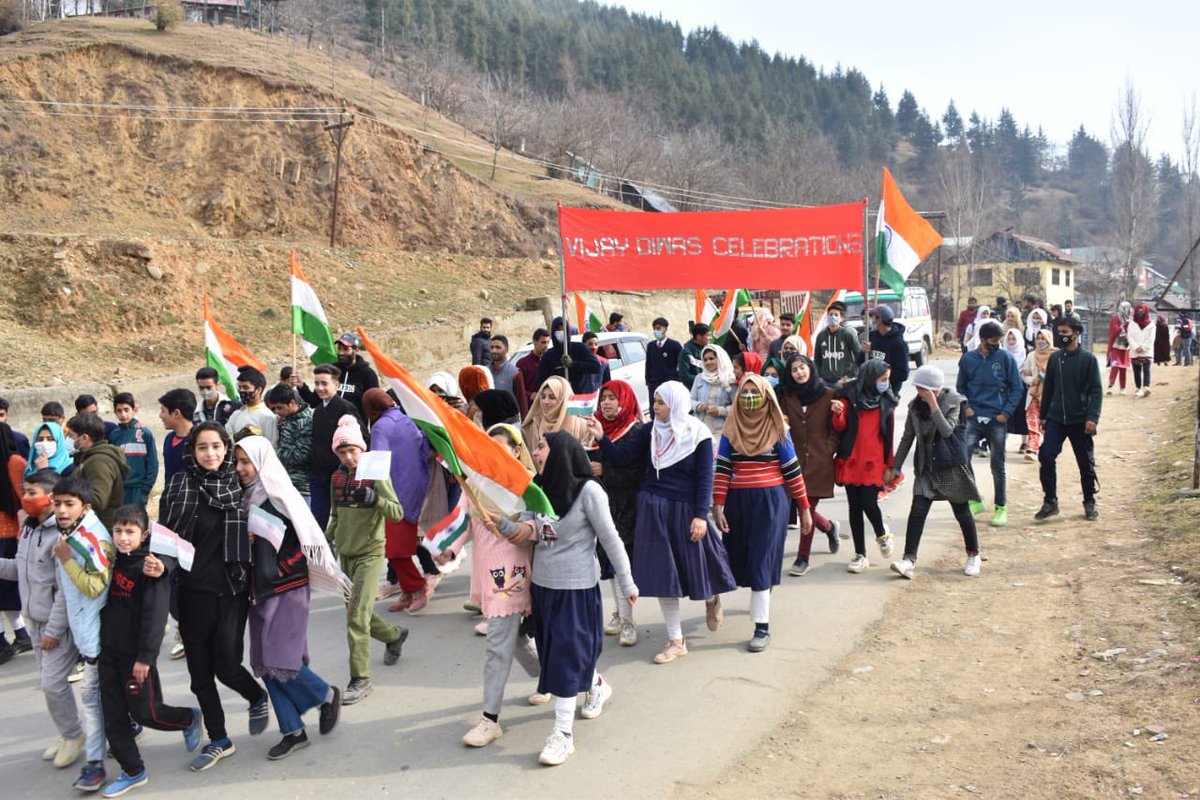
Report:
469,318,494,367
867,305,909,394
333,333,380,416
535,316,602,393
310,364,368,529
645,316,682,401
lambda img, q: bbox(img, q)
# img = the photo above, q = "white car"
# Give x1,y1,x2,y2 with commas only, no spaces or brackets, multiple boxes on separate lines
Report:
510,331,651,418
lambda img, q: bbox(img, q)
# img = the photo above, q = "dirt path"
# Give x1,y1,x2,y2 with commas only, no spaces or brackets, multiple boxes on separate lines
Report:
682,364,1200,800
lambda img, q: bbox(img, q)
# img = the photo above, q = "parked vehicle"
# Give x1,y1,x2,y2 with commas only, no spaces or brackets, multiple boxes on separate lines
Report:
510,331,651,417
841,286,934,366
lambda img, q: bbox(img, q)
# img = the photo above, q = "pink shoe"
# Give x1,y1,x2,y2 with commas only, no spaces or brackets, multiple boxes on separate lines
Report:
653,638,688,664
376,583,403,601
407,590,429,614
474,621,489,636
387,593,412,613
424,575,439,598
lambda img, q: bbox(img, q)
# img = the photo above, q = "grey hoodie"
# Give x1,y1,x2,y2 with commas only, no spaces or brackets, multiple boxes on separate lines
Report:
0,513,67,639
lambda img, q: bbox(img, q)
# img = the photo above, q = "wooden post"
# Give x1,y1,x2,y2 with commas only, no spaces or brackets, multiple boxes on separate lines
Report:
324,111,354,248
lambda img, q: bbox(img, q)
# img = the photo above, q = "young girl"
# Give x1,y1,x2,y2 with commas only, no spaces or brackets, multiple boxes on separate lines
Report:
522,376,593,447
963,305,992,351
833,360,897,573
496,431,637,767
590,382,736,665
97,505,202,797
1021,329,1056,461
712,375,811,652
886,366,983,579
454,424,541,748
0,423,29,662
587,380,645,647
732,352,763,383
1002,329,1030,449
1106,301,1133,395
778,355,843,576
690,345,734,435
233,437,347,760
1127,303,1155,397
1002,307,1023,335
24,421,73,478
155,421,268,772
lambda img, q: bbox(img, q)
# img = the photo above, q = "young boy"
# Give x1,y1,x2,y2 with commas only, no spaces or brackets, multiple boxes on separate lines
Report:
50,475,114,791
108,394,159,507
98,505,201,798
325,415,407,705
0,469,87,769
156,388,196,486
65,413,128,529
225,366,278,447
266,383,313,498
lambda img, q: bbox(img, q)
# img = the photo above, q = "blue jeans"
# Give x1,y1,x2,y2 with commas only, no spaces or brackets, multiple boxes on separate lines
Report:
309,472,332,530
964,416,1008,507
265,666,330,736
80,659,107,763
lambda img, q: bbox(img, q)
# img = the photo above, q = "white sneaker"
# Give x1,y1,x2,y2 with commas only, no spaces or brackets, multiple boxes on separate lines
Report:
604,611,621,636
890,559,915,579
964,554,982,577
42,737,64,761
538,729,576,766
618,619,638,647
1133,388,1144,398
1141,388,1150,398
462,716,503,747
580,677,613,719
1105,386,1114,396
527,692,552,706
876,528,894,558
847,554,869,574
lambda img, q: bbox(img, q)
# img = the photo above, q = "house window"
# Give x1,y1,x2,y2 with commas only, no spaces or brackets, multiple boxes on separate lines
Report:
1014,267,1042,286
1065,269,1071,286
969,268,993,286
1052,268,1061,286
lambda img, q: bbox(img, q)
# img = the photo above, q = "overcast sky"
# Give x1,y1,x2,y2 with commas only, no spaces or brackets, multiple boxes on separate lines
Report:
609,0,1196,162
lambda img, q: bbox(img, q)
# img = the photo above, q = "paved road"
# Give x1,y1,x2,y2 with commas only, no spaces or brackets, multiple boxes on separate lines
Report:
1,359,982,799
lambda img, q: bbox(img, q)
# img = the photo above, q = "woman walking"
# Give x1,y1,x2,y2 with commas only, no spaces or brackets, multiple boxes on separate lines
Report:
886,366,983,579
778,355,842,576
962,305,993,351
1154,315,1172,366
690,344,735,435
589,382,736,665
1021,329,1056,462
1106,301,1133,395
1002,329,1030,451
712,375,811,651
1127,303,1155,398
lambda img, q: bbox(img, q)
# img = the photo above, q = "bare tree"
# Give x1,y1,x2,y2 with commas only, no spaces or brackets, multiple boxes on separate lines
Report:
1181,96,1200,305
1109,79,1157,300
938,150,994,311
402,39,472,129
470,71,531,181
653,127,734,210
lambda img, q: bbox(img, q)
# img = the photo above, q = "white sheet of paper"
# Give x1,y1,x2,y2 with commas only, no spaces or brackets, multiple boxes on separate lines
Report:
355,450,392,481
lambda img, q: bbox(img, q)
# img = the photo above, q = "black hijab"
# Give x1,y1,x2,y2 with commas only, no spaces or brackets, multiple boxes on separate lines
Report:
781,354,825,405
842,358,895,412
0,423,18,518
534,430,595,517
473,389,520,429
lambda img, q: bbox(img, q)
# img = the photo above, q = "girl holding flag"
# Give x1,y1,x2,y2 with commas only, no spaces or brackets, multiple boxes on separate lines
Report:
232,436,347,760
521,376,593,447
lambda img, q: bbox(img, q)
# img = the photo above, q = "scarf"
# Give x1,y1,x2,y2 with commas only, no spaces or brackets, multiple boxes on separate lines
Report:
0,423,17,519
781,353,825,405
599,380,641,441
362,387,395,424
1003,330,1026,365
236,436,351,599
1030,329,1056,391
844,359,893,411
458,365,493,402
1025,308,1047,342
650,381,712,472
1133,303,1151,327
1117,301,1132,323
427,371,461,399
25,421,72,477
782,334,809,358
534,431,595,517
521,375,591,447
161,447,250,582
698,344,735,387
1003,308,1023,331
739,351,763,378
723,373,787,456
751,308,781,359
473,389,520,429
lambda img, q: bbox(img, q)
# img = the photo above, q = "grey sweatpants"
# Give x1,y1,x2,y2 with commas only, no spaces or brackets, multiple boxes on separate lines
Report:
482,613,539,717
27,619,84,740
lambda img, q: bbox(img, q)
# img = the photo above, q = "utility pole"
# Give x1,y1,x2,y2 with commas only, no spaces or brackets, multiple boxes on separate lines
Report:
324,111,354,248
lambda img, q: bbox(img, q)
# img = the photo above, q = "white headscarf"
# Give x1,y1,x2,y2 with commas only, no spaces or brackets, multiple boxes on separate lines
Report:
965,304,992,349
698,344,735,387
1025,308,1047,343
1002,329,1025,364
427,371,460,398
650,381,713,473
781,334,809,358
236,436,351,599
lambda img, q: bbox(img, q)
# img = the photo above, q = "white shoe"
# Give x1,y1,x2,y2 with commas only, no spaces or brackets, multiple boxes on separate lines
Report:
538,729,576,766
847,554,869,574
890,559,915,579
964,554,982,577
1141,388,1150,397
604,611,621,636
580,677,612,719
42,737,64,761
1105,386,1114,396
876,527,894,558
618,619,638,647
528,692,551,706
1118,387,1127,396
462,716,503,747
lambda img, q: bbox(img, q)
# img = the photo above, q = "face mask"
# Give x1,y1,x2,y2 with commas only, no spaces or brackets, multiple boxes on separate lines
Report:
765,375,779,387
1036,341,1050,351
21,495,52,517
35,440,58,458
238,390,257,405
875,381,891,394
554,330,565,344
739,394,764,412
1055,333,1075,347
653,329,666,341
199,387,216,400
827,314,841,326
65,436,77,455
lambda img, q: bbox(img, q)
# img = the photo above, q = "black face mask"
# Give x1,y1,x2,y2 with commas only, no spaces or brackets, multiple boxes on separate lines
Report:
1055,332,1075,348
238,390,257,405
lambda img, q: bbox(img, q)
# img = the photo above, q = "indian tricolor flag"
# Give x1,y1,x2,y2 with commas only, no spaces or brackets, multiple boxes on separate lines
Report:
813,289,850,338
68,512,111,574
204,295,266,397
573,292,604,333
421,495,470,556
291,251,337,365
357,327,556,518
566,391,598,416
150,522,195,571
876,167,943,296
694,289,719,328
707,288,753,345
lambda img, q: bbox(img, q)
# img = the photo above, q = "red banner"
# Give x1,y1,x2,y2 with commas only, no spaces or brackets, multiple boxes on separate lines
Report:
559,202,866,291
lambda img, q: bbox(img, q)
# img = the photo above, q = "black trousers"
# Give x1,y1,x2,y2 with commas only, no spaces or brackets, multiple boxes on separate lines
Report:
1038,419,1097,504
99,652,194,775
178,589,265,742
902,495,979,562
844,484,885,557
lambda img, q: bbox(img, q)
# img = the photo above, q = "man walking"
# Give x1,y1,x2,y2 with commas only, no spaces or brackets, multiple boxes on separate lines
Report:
515,328,550,405
470,318,494,367
956,297,978,353
646,317,682,401
1035,316,1103,522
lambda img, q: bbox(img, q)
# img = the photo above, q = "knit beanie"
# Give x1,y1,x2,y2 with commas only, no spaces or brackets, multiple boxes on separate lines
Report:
331,414,366,452
911,365,944,391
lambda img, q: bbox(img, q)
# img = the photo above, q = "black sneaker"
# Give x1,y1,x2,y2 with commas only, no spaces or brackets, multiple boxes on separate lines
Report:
0,643,14,666
190,739,236,772
319,686,341,735
248,694,270,736
383,627,409,666
788,559,810,577
826,522,840,554
342,677,373,705
73,760,106,792
1084,501,1099,521
267,731,309,761
1034,501,1059,522
13,631,32,654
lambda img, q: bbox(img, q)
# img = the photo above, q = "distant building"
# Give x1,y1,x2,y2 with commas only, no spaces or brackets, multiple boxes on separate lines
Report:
1066,245,1160,316
948,230,1077,314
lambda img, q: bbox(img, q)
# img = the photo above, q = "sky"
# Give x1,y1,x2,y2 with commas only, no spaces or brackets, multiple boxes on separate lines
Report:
609,0,1197,162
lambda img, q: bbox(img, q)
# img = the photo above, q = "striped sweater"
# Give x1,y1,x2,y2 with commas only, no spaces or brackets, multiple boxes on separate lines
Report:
713,434,810,509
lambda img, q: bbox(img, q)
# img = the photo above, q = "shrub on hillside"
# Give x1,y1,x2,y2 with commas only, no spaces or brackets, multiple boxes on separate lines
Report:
154,1,184,31
0,0,23,37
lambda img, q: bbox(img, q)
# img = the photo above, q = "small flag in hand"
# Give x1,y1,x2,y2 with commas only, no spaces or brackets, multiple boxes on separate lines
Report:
248,506,287,552
566,392,598,416
150,522,195,572
421,496,470,556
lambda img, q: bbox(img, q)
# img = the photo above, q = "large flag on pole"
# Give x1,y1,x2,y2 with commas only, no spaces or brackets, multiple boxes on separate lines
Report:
357,328,556,518
573,292,604,334
876,167,943,296
709,289,753,345
694,289,719,327
813,289,850,338
290,251,337,365
203,294,266,397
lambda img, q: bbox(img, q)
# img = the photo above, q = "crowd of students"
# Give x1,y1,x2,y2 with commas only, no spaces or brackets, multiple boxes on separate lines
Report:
0,296,1113,791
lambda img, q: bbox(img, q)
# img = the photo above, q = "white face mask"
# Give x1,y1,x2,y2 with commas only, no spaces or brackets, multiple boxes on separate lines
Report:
35,441,58,458
828,313,842,326
554,330,565,344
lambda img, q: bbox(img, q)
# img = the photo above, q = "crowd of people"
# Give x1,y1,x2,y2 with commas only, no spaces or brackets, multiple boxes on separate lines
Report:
0,292,1124,791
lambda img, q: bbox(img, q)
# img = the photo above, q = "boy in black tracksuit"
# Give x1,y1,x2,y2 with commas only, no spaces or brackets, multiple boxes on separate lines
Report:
98,505,201,794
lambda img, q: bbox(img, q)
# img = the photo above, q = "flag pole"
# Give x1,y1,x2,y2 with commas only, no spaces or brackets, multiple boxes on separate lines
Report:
860,198,870,330
556,203,570,386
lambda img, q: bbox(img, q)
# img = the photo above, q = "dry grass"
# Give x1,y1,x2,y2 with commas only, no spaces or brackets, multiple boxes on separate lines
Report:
1141,374,1200,583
